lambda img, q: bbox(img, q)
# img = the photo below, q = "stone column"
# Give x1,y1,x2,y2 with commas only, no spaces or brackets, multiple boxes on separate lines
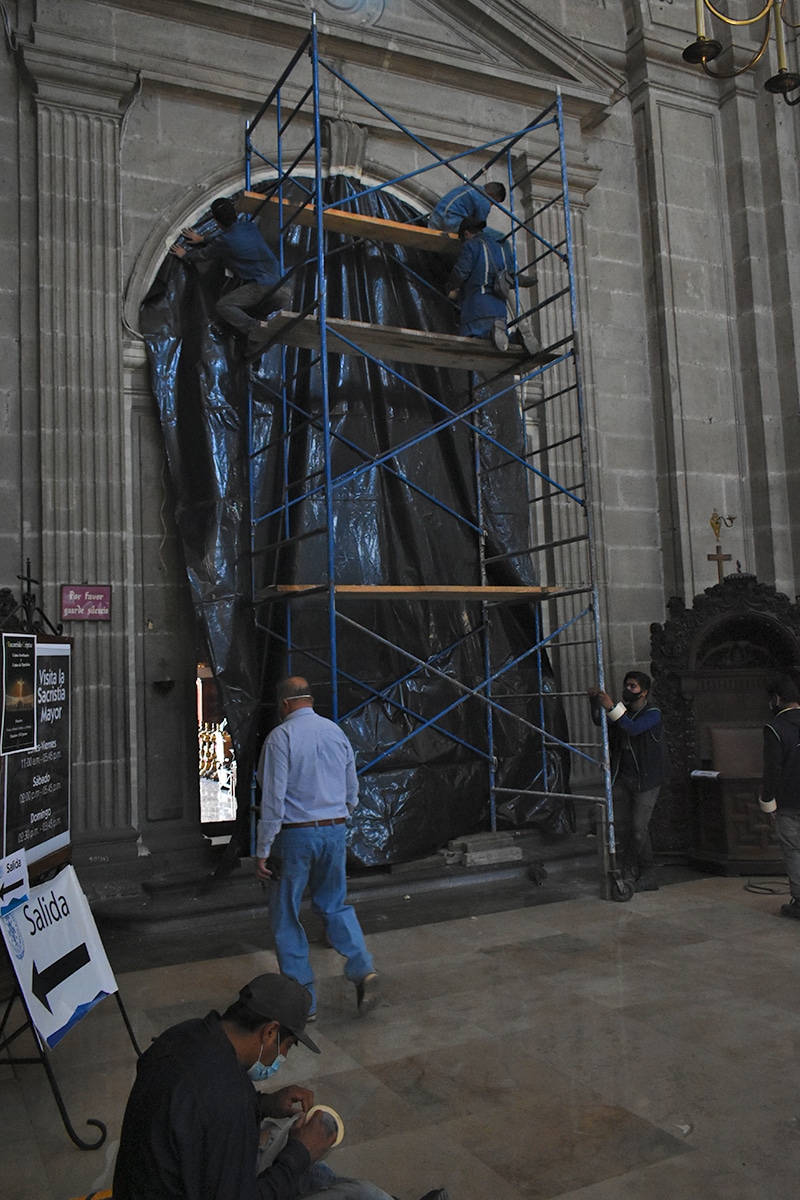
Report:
22,47,141,870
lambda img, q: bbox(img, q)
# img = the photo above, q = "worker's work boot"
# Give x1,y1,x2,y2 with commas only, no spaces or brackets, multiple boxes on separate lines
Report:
491,318,508,352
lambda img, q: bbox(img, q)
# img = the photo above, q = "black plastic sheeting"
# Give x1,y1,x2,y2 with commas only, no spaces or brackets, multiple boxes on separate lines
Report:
141,176,572,866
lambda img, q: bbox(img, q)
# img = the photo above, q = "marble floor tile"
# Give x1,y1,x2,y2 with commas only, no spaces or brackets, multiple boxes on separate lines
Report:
5,877,800,1200
551,1145,794,1200
330,1125,525,1200
371,1038,685,1198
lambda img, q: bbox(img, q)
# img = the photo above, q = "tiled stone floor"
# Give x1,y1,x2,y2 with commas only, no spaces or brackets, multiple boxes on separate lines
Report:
3,873,800,1200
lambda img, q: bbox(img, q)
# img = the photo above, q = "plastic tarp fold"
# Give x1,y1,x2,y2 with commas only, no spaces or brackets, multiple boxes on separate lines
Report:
141,176,571,865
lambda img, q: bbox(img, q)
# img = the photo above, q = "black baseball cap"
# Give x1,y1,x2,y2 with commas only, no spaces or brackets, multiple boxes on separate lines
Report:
238,974,320,1053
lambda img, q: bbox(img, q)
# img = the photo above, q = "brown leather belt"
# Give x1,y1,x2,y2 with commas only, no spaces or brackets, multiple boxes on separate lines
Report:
282,817,347,828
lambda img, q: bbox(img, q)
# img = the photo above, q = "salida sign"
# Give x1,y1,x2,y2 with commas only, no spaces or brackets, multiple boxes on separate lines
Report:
0,865,116,1048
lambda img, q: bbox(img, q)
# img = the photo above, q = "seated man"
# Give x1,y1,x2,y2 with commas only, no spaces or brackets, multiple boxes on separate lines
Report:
113,972,445,1200
113,973,333,1200
429,180,505,231
446,218,539,355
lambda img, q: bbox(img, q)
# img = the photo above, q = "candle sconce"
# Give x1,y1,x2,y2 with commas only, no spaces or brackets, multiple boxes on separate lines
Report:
710,510,736,540
682,1,800,106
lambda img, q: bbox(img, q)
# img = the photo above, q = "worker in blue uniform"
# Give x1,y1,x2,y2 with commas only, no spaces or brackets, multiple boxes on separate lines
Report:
170,196,288,354
447,218,539,355
429,180,506,231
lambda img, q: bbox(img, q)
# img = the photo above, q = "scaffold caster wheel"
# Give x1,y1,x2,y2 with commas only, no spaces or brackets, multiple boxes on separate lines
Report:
611,877,634,902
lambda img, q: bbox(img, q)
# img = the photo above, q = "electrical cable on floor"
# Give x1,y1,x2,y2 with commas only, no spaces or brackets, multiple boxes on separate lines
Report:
743,878,789,895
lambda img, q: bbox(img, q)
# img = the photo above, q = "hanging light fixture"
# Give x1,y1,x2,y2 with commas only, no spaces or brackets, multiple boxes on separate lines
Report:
682,1,800,105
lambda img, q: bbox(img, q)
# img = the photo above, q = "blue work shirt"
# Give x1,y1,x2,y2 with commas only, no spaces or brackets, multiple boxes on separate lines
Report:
256,707,359,857
189,217,281,287
446,231,510,337
429,184,492,231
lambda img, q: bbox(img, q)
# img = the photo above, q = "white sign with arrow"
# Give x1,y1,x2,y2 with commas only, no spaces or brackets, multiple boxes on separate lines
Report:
0,865,117,1048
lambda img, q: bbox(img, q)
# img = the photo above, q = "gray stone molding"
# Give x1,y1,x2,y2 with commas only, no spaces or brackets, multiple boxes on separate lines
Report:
22,47,139,855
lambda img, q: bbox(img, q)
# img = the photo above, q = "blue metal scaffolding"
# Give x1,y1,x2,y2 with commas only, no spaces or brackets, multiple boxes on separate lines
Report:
241,17,626,898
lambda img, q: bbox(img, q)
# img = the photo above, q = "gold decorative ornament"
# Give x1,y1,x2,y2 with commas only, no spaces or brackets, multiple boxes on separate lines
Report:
682,1,800,105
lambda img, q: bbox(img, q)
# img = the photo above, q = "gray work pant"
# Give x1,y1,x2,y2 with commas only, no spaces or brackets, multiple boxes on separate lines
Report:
216,280,290,334
775,809,800,899
612,775,660,875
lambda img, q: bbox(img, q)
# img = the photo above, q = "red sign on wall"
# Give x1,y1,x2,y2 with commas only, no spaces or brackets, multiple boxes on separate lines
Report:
60,586,111,622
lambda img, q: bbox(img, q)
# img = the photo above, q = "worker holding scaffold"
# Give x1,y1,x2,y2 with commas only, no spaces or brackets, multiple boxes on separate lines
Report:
170,196,289,356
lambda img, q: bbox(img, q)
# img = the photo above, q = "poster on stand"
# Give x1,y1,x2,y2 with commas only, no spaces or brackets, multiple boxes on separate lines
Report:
2,642,71,865
1,633,37,755
0,865,117,1049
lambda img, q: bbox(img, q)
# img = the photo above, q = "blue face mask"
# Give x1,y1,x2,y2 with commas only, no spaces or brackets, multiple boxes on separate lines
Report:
247,1042,286,1082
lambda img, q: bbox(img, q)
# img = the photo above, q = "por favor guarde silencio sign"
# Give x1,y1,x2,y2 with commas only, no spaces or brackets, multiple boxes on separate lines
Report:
60,584,111,621
1,642,71,866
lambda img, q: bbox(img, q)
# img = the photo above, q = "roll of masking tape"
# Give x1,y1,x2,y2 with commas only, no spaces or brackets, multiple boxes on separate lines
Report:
306,1104,344,1148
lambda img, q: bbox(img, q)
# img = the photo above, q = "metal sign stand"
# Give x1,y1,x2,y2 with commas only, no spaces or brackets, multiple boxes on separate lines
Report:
2,565,141,1148
0,945,142,1150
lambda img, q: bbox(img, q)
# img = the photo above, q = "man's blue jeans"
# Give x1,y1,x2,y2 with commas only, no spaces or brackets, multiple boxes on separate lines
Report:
268,824,374,1011
297,1163,393,1200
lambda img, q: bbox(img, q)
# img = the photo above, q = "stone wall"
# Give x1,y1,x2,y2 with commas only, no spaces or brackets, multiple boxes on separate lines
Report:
1,0,798,884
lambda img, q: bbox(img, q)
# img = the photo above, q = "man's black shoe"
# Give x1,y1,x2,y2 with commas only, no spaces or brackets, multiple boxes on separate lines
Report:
356,972,380,1015
780,898,800,920
417,1190,448,1200
635,875,659,892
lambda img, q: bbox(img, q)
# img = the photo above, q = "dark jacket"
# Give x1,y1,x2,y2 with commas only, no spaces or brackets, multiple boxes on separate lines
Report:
592,696,671,791
761,706,800,812
189,219,281,288
113,1011,310,1200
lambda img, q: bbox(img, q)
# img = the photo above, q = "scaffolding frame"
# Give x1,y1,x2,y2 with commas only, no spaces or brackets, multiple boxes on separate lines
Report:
241,16,627,900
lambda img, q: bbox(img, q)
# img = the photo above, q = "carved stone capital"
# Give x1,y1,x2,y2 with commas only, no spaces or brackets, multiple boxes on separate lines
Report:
20,42,138,116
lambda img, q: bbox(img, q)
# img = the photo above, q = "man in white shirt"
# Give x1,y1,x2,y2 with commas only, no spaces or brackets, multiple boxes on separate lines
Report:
256,677,378,1019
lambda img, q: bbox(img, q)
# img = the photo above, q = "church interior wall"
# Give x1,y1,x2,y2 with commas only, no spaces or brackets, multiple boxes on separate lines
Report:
759,91,800,598
571,97,665,683
0,33,22,582
2,0,799,886
0,7,39,607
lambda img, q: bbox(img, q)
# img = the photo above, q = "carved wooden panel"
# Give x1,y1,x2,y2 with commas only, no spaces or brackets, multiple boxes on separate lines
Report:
689,777,782,873
650,574,800,868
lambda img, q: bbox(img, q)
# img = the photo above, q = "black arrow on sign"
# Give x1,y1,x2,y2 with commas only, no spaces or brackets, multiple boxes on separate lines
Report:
32,943,91,1013
0,878,24,902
